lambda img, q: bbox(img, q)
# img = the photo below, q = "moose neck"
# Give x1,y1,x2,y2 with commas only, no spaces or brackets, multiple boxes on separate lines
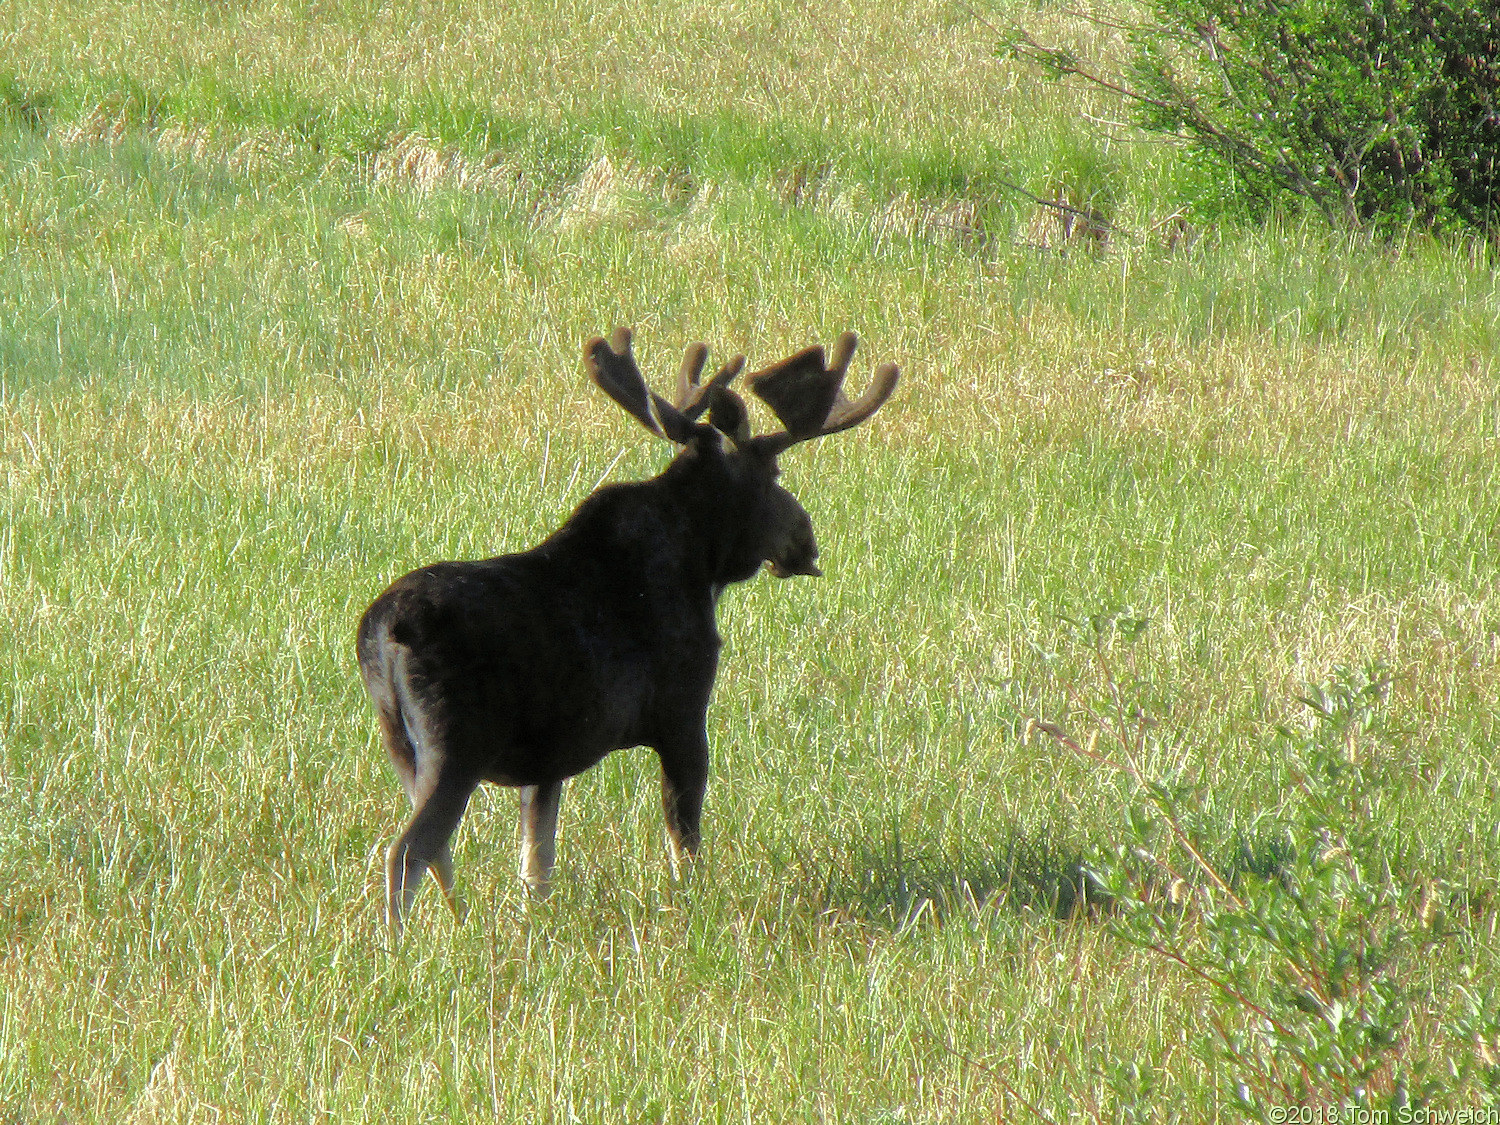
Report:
535,442,773,609
654,440,772,593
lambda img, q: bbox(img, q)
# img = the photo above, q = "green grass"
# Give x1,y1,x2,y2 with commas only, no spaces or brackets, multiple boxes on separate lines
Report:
3,1,1499,1119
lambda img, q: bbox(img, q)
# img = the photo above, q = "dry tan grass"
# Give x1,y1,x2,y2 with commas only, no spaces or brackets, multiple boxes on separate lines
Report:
45,111,1010,255
54,106,303,178
548,152,677,231
369,131,529,197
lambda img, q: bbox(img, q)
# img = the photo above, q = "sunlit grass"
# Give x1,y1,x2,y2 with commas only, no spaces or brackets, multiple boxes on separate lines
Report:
3,0,1499,1118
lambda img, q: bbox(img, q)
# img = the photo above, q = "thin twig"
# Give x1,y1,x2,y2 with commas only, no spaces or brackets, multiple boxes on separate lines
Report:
1032,704,1246,908
989,171,1127,235
1206,1011,1302,1103
1142,941,1302,1041
1029,718,1130,773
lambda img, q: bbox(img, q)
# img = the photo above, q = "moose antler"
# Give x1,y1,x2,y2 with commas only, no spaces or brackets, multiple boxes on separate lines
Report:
745,332,900,453
585,327,896,452
675,342,746,420
584,327,745,444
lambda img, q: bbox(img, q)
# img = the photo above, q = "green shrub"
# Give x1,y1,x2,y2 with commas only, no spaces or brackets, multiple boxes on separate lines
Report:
1011,0,1500,235
1030,614,1498,1114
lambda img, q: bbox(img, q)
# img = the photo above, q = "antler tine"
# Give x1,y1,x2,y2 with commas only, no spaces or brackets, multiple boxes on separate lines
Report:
826,331,857,380
676,343,708,408
822,361,899,435
585,327,724,444
583,327,666,439
676,343,747,421
746,333,899,453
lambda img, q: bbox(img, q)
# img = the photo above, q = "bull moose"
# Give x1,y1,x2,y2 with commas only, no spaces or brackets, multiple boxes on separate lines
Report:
357,328,899,931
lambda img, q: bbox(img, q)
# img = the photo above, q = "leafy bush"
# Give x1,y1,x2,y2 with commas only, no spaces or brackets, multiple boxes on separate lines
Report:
1029,614,1499,1114
1010,0,1500,235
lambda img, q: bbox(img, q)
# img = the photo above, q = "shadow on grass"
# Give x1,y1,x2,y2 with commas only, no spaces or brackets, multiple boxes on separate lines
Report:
808,823,1306,932
0,80,49,131
809,823,1114,930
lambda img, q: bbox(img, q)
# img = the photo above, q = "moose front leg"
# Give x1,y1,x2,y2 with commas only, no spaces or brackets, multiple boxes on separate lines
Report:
657,737,709,880
518,781,563,896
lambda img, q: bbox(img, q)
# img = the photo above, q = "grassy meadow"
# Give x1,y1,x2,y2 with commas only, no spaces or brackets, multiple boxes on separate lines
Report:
3,0,1500,1119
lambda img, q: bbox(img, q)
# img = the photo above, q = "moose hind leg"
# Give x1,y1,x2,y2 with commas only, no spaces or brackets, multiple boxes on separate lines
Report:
518,782,562,897
386,781,473,934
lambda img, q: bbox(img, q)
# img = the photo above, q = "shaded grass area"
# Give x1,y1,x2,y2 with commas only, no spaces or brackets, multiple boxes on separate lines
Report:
1,0,1064,221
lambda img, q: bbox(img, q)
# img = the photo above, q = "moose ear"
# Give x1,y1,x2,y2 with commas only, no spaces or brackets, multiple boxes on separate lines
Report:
706,387,752,444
